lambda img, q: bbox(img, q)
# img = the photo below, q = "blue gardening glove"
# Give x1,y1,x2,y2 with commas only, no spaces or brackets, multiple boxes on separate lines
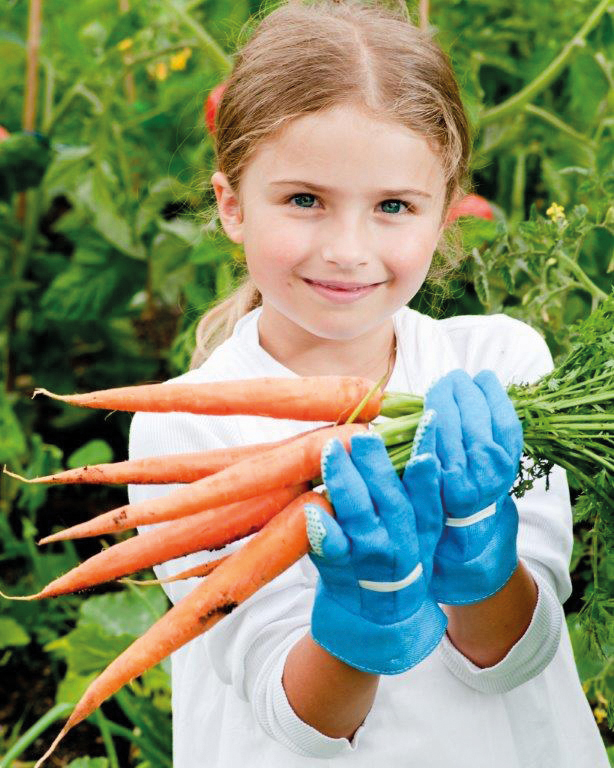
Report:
305,423,447,675
424,369,524,604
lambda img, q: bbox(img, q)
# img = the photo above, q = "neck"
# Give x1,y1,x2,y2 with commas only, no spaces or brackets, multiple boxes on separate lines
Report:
257,304,397,386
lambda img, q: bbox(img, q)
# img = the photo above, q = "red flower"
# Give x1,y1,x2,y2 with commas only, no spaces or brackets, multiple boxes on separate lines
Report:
204,83,227,136
446,194,494,224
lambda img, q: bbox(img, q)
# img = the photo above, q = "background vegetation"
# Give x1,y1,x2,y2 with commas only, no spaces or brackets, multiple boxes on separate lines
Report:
0,0,612,765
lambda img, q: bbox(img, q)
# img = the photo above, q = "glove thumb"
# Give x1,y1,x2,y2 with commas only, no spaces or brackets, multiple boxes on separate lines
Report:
304,502,350,562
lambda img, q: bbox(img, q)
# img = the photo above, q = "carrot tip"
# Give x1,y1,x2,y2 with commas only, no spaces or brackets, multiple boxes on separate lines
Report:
34,723,71,768
38,532,63,545
0,587,40,601
33,387,63,401
3,467,33,483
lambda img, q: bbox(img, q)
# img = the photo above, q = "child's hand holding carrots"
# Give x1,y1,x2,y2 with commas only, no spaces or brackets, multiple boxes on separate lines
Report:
425,369,524,604
305,416,448,675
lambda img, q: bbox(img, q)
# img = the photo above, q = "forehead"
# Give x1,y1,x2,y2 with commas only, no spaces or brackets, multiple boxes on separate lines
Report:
243,103,447,194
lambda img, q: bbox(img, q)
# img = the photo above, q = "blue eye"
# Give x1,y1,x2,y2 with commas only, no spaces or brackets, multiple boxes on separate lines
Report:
381,200,409,215
289,194,317,208
287,194,413,214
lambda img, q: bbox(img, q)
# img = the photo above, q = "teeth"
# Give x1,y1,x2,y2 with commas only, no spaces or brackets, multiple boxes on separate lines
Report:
321,284,364,291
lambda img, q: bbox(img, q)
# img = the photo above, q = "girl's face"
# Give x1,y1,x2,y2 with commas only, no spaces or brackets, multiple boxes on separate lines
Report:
212,103,448,344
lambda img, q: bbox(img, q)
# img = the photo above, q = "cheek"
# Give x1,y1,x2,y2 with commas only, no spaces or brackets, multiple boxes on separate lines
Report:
246,218,307,270
390,227,439,275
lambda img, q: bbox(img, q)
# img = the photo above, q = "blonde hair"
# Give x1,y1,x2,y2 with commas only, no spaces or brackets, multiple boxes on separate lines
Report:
191,0,472,369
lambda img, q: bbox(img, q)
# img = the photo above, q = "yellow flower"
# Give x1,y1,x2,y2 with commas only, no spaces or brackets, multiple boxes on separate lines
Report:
170,47,193,71
118,38,133,52
593,707,607,725
154,61,169,82
546,202,566,223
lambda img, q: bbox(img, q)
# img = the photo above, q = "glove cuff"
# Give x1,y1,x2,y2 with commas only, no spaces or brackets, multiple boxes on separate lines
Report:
431,496,518,605
311,589,448,675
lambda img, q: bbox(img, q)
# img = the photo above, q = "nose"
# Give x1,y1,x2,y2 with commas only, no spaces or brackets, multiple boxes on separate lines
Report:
319,212,370,269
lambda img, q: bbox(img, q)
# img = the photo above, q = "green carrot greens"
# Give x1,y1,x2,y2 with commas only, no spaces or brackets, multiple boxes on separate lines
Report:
377,291,613,511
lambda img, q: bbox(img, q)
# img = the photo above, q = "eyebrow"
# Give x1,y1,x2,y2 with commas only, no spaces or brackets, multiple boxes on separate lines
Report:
269,180,432,198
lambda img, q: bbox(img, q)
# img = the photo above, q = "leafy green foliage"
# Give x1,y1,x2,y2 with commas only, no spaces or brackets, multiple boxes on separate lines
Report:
0,133,53,201
47,589,169,707
68,759,110,768
0,616,30,649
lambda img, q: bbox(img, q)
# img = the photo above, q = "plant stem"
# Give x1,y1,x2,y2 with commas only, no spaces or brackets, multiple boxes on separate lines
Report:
161,0,233,72
592,525,599,595
22,0,42,133
553,249,608,302
550,392,614,410
102,718,169,767
510,148,527,222
0,702,73,768
95,710,121,768
479,0,611,126
524,104,597,148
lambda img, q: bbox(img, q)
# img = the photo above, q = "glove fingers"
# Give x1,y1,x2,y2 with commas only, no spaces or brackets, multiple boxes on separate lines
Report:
304,502,350,562
473,370,523,465
410,409,437,458
466,444,516,500
448,370,494,452
321,438,379,537
402,453,444,577
349,433,413,542
424,372,466,472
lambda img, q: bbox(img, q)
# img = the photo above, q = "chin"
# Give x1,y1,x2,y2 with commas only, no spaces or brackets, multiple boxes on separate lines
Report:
294,314,387,343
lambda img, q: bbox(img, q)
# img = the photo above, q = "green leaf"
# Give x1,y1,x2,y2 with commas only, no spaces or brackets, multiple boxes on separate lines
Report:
0,133,53,201
0,390,27,463
14,433,63,515
568,51,609,131
0,617,30,649
43,144,93,200
79,589,168,638
67,439,114,469
136,178,188,237
157,217,202,244
215,261,234,299
67,758,109,768
56,669,98,706
189,235,226,265
40,248,143,322
73,167,145,259
46,624,135,677
105,7,142,49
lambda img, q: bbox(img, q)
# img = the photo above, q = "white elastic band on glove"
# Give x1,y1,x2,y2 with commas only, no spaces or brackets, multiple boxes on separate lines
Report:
359,562,423,592
445,502,497,528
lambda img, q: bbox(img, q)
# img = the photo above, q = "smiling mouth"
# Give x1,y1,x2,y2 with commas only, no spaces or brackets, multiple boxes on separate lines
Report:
302,278,382,291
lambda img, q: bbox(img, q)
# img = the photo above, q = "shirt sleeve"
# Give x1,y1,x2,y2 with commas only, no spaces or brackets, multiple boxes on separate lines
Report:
128,408,362,757
437,316,573,692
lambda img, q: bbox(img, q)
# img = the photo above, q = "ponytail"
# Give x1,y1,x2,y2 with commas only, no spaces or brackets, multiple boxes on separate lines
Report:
189,274,261,369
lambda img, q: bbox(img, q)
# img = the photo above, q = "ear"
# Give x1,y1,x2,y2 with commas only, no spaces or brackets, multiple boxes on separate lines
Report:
211,171,244,243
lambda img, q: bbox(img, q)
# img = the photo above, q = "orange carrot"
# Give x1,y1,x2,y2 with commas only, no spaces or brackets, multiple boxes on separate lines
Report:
122,555,230,586
39,422,365,543
2,431,311,485
33,375,382,423
34,490,333,767
3,485,306,599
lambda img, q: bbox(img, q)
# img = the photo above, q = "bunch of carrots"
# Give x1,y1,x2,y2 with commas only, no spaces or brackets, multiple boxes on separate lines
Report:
2,293,612,766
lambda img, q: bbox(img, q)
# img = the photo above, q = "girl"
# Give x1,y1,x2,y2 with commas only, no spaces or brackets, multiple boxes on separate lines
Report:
128,1,609,765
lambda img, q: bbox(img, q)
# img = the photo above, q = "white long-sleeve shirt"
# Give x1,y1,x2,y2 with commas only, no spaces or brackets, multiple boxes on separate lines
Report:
128,306,608,767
